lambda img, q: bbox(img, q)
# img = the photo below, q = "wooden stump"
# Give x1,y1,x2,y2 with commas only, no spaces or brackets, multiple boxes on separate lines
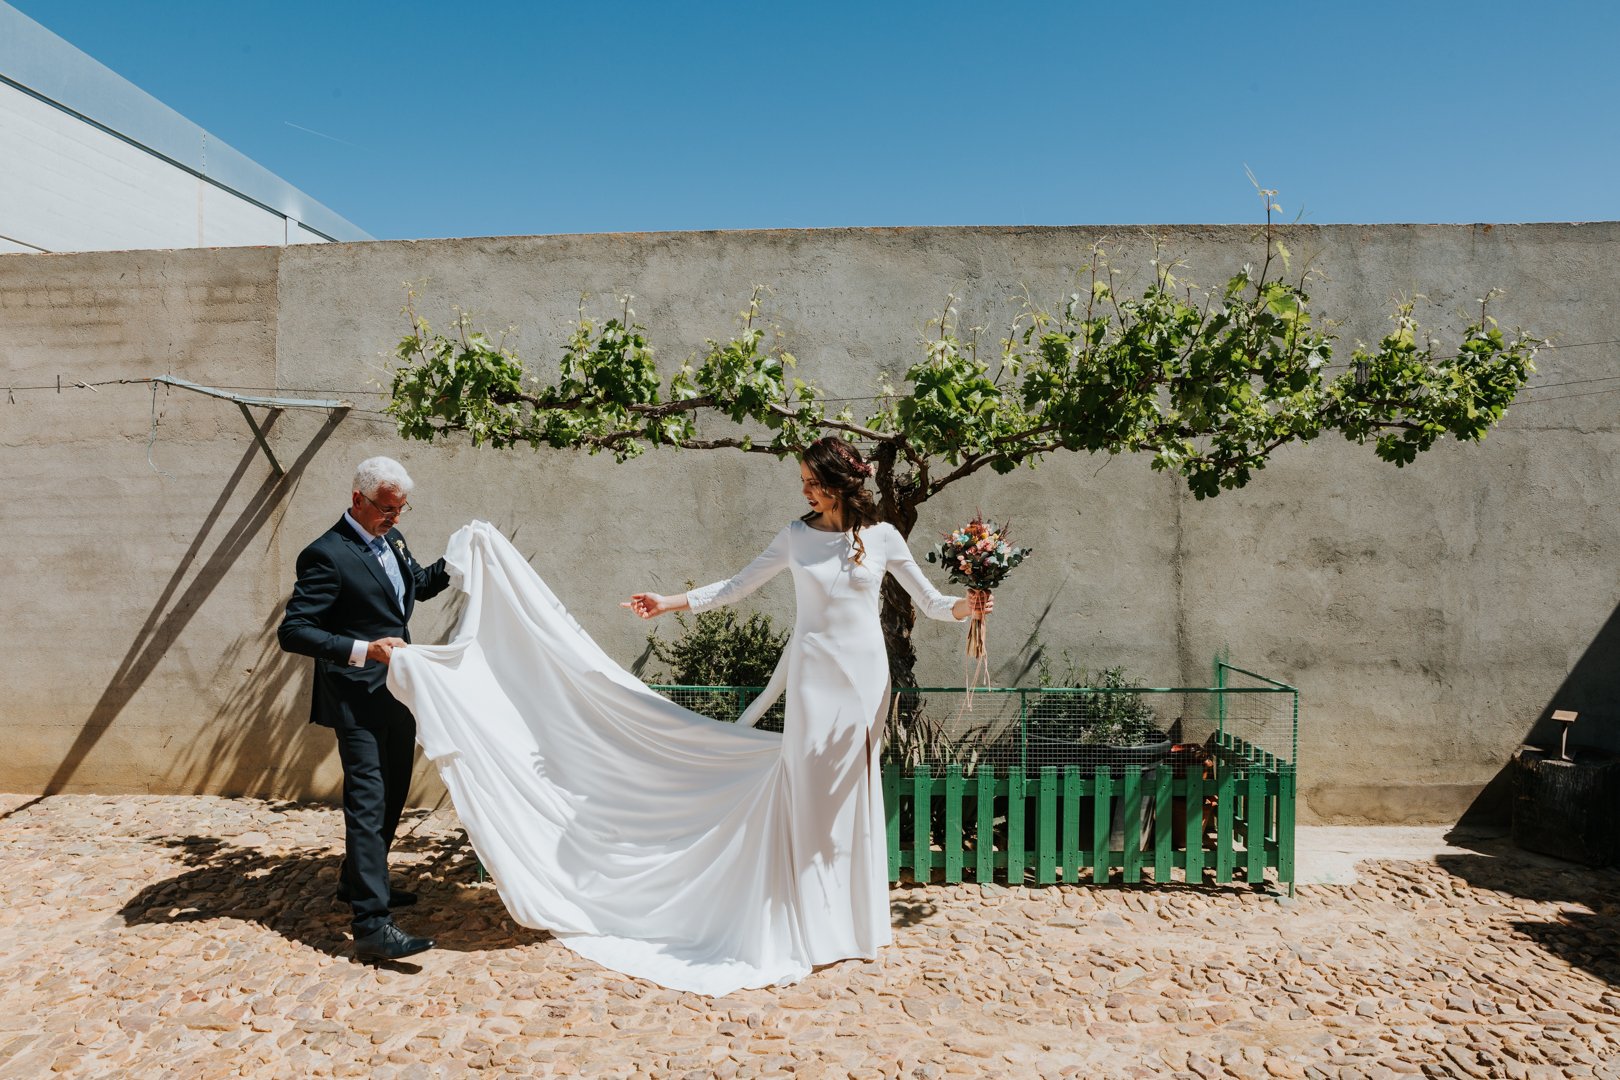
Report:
1509,745,1620,867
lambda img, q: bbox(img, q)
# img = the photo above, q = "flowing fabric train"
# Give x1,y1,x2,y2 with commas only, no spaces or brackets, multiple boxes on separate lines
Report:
388,519,963,994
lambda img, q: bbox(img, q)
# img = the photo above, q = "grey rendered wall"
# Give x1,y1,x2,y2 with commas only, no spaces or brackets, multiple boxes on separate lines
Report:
1,223,1614,823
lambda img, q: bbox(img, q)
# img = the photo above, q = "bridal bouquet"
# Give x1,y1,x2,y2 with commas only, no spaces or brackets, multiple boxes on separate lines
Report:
926,515,1032,692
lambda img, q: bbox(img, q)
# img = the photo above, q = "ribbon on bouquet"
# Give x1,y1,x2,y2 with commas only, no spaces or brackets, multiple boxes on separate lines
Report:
958,595,992,714
966,612,990,700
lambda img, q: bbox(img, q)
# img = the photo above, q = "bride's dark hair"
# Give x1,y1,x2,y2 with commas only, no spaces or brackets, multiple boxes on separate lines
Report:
800,436,882,564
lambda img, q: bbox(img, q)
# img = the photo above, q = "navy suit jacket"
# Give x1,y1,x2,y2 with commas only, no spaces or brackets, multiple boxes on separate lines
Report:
278,517,452,727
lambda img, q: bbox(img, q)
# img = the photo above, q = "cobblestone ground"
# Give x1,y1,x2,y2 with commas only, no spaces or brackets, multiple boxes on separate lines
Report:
1,793,1617,1079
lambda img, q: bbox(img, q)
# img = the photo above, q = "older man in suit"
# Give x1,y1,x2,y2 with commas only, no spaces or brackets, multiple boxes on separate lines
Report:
279,456,452,960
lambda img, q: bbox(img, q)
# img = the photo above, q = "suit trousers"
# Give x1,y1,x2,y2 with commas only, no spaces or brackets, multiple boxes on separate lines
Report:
333,687,416,935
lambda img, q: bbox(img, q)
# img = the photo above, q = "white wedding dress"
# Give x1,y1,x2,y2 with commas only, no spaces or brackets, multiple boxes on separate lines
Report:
387,519,964,994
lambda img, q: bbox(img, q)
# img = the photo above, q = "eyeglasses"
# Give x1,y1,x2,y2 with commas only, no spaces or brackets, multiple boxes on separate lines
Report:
360,492,411,517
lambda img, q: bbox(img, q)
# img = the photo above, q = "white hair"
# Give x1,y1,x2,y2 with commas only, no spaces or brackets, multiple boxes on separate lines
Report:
353,456,414,497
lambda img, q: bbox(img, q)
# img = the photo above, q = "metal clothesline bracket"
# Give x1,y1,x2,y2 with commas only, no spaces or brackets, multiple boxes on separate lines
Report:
149,375,351,478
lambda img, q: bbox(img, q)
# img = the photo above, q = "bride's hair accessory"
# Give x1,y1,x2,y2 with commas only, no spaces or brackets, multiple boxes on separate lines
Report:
810,435,872,478
800,436,881,563
831,440,873,477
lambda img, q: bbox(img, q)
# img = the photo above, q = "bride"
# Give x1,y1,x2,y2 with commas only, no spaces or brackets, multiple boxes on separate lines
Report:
387,437,988,994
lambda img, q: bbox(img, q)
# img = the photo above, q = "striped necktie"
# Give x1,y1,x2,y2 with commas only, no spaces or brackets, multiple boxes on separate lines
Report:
369,536,405,609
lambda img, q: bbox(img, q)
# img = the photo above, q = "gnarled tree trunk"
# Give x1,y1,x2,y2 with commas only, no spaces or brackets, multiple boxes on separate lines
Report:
872,442,926,692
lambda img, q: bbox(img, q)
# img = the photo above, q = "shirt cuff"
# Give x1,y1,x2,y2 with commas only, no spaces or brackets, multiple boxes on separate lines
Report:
348,639,368,667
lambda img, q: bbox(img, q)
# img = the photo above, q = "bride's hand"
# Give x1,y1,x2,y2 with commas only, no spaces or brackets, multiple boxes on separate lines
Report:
952,589,993,621
622,592,674,619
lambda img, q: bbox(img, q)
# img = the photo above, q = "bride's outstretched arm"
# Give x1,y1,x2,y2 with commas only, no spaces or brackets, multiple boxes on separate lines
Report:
623,525,792,620
882,526,994,622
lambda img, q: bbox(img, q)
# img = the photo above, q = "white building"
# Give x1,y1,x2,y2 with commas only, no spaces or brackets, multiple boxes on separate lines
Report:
0,1,369,253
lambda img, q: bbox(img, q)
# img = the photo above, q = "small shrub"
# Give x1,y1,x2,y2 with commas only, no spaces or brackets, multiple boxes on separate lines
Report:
645,606,786,687
1029,654,1160,746
643,604,788,726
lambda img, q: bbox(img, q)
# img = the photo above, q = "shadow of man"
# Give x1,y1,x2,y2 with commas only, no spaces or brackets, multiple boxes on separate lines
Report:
119,825,551,962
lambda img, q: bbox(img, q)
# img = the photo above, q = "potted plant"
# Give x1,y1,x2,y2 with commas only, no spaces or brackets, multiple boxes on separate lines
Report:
1024,656,1172,776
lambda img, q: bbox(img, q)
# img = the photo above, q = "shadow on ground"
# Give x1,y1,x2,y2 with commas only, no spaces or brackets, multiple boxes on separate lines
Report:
118,818,551,959
1435,842,1620,989
888,882,938,928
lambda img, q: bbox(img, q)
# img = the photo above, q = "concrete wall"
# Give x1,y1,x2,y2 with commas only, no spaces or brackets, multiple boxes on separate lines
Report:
2,223,1615,824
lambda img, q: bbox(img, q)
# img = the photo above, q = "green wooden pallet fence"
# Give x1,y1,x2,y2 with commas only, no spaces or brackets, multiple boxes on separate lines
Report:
881,759,1294,894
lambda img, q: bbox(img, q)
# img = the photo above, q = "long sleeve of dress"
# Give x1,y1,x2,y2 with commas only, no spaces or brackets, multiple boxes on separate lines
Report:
879,524,965,623
686,525,793,613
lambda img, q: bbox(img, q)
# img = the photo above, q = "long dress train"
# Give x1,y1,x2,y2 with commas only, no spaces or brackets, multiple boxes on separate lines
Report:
387,519,964,995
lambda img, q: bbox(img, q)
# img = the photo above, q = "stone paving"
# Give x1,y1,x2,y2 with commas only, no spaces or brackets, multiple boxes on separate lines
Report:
1,792,1617,1079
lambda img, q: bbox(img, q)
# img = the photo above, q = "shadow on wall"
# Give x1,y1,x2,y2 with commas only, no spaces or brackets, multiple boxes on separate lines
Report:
42,412,343,797
172,526,474,803
1457,601,1620,828
993,580,1064,687
168,611,334,799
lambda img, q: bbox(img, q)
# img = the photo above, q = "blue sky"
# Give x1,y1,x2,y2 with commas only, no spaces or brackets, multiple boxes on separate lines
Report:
15,1,1619,239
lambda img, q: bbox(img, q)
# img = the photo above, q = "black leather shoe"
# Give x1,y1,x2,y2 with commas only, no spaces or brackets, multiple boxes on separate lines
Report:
353,922,435,960
335,884,419,908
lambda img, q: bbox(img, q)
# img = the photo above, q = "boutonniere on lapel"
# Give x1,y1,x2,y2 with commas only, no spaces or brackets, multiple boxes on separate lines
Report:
392,538,406,557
